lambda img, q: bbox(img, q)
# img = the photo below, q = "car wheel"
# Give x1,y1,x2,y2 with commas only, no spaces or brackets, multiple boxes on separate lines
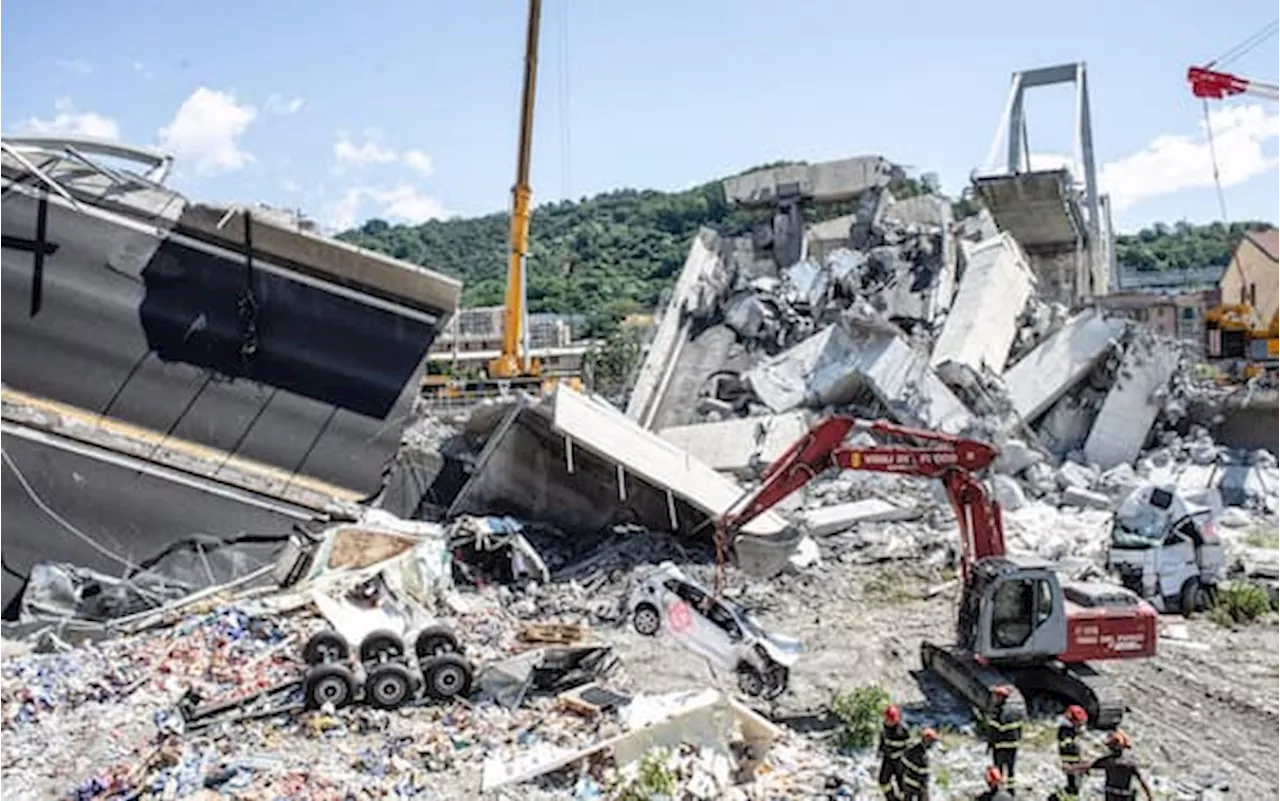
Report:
422,654,474,700
737,664,765,697
764,663,789,698
365,663,415,710
304,664,356,710
633,604,661,636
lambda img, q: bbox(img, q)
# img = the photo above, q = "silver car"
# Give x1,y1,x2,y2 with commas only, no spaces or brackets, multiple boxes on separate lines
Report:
627,562,804,698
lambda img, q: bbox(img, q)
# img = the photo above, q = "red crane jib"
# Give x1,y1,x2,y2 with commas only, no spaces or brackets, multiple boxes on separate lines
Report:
1188,65,1252,99
726,417,1007,570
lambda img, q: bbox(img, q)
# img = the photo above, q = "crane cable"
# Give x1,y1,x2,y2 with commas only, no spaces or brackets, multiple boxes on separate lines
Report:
557,0,572,203
1198,19,1278,223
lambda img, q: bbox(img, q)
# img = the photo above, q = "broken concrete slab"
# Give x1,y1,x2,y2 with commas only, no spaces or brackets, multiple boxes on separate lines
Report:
992,474,1028,511
742,323,973,434
1056,461,1099,490
658,412,810,475
1003,309,1128,423
993,438,1044,476
801,498,923,536
931,233,1035,379
722,156,900,206
1083,337,1182,470
450,388,788,541
626,229,726,428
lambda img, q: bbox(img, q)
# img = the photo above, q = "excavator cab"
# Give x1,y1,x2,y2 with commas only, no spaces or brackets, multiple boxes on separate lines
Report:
961,558,1068,664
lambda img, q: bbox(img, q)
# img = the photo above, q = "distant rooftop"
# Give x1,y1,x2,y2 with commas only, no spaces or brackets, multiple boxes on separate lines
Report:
1244,228,1279,262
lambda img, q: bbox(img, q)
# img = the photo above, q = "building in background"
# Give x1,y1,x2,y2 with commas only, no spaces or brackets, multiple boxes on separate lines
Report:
1220,228,1279,324
1096,289,1219,341
428,306,591,377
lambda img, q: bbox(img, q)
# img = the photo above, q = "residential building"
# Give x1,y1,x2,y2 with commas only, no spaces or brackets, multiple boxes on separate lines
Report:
1220,228,1279,323
1095,289,1219,341
428,306,589,376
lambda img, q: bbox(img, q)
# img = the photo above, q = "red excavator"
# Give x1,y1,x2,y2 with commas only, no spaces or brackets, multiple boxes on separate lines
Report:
716,417,1158,727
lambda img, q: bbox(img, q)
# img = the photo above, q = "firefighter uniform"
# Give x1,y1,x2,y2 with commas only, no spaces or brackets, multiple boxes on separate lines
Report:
1087,752,1149,801
976,700,1022,795
877,720,911,799
1056,717,1083,800
899,738,933,801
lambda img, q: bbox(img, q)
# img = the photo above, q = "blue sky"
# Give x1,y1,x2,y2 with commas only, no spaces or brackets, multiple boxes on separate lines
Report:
3,0,1277,233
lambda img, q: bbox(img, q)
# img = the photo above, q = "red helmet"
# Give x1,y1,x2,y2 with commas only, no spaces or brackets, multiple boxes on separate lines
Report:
985,765,1004,787
884,705,902,725
1066,705,1088,725
1106,730,1132,751
992,684,1013,699
920,727,939,743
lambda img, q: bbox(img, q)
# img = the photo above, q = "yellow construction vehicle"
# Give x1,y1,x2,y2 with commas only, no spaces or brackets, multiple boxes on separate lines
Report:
1204,303,1278,380
422,0,582,403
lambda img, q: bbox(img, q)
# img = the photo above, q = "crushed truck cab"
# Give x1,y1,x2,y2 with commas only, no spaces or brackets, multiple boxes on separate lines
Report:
1107,484,1225,617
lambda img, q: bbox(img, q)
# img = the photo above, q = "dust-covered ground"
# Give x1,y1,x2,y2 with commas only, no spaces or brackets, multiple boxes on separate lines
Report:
606,553,1280,799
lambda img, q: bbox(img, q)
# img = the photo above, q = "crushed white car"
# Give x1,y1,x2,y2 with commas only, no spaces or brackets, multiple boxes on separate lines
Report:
627,562,804,698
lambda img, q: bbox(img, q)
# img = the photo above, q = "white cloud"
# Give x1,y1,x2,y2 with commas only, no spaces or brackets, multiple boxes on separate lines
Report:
403,149,435,177
157,87,257,175
54,58,93,75
333,134,398,172
17,98,119,140
265,94,305,115
282,180,300,193
1101,103,1280,211
325,184,453,231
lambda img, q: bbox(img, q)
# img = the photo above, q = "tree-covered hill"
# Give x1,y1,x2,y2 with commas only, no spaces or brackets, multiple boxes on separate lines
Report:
336,169,1273,334
1115,220,1273,273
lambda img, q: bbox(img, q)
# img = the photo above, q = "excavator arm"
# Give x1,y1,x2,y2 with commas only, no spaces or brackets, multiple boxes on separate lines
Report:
719,417,1005,580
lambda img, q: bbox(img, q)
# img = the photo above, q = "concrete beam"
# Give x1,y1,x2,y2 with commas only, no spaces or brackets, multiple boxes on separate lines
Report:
1083,336,1181,469
723,156,899,207
931,233,1035,377
1003,309,1127,424
659,413,810,475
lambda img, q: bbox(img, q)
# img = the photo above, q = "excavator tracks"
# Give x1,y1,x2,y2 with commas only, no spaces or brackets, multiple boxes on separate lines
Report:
921,641,1125,728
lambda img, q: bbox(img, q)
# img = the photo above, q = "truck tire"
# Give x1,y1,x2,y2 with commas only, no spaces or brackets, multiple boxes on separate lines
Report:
303,631,349,665
304,664,356,710
359,629,406,664
415,626,460,661
422,654,474,700
365,663,416,710
1179,579,1212,617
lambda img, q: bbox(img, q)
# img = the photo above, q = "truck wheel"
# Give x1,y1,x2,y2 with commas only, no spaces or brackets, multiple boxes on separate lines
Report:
633,603,661,636
1179,579,1210,617
304,664,356,710
303,631,349,665
415,626,460,661
737,664,765,697
422,654,474,700
365,663,415,710
359,629,406,664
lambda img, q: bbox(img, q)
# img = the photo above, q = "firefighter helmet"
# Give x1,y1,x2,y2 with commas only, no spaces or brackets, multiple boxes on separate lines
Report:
1106,730,1132,751
883,705,902,725
1066,705,1088,725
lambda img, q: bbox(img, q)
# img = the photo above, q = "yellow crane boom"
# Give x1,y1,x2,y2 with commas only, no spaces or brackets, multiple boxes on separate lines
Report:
489,0,543,380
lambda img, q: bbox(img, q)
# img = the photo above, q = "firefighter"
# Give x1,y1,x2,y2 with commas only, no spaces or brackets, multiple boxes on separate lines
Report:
877,704,911,800
1051,704,1088,801
974,765,1014,801
899,727,939,801
1067,730,1155,801
975,685,1022,796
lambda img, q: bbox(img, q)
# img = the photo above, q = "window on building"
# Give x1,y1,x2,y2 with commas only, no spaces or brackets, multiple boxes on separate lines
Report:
1181,307,1195,321
1250,283,1257,307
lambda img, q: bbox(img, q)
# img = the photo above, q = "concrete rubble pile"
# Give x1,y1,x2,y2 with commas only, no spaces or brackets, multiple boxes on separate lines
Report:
619,155,1278,576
